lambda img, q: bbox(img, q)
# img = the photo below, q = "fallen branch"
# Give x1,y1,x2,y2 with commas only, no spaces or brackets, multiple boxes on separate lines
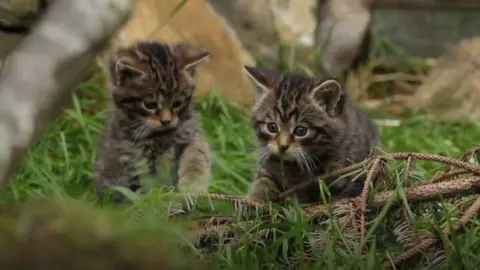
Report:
274,162,365,202
0,0,133,189
389,152,480,174
278,151,480,202
172,192,260,207
187,149,480,266
358,157,384,244
304,177,480,216
382,197,480,268
431,169,473,183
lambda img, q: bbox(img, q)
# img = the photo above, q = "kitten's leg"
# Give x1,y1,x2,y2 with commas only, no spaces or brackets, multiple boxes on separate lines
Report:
337,174,365,199
246,174,280,203
176,135,211,193
328,173,366,201
94,140,139,203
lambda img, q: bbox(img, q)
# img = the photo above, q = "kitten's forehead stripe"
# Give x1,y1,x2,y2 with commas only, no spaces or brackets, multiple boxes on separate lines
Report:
267,74,315,124
136,42,181,95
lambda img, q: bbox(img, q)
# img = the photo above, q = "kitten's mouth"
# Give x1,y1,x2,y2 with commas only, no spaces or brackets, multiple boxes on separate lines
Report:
267,146,297,161
143,111,179,130
145,120,178,130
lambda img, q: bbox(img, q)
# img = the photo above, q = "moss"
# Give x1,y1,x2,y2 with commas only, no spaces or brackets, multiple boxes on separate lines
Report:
0,198,203,270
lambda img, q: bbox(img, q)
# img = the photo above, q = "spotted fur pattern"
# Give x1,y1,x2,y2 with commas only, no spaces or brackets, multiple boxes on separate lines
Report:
244,66,382,203
94,41,212,203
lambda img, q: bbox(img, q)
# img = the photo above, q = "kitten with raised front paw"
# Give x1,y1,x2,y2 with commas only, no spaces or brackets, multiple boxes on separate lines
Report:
94,41,212,203
243,66,382,204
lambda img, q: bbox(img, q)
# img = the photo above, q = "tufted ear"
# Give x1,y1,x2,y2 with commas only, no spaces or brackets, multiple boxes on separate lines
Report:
109,53,146,86
310,79,343,117
171,42,211,71
243,65,276,99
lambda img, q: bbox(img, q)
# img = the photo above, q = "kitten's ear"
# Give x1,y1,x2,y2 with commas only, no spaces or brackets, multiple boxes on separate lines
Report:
243,65,275,97
109,54,146,86
311,79,343,116
172,42,211,71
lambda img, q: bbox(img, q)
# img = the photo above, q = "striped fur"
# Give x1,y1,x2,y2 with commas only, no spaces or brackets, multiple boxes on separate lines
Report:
94,41,211,203
244,66,382,204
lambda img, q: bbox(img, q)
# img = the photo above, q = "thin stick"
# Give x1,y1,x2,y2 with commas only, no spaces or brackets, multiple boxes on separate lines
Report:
275,162,365,202
305,177,480,215
276,152,480,202
358,158,383,243
383,197,480,268
389,153,480,174
431,169,472,183
172,192,263,208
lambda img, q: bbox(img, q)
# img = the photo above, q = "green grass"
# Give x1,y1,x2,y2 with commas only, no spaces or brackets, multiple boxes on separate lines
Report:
1,72,480,269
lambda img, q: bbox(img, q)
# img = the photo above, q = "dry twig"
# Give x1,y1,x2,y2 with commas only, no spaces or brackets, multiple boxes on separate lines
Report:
431,169,473,183
275,162,365,202
278,152,480,203
441,147,480,178
171,192,263,208
383,197,480,268
358,157,384,244
304,177,480,216
185,149,480,266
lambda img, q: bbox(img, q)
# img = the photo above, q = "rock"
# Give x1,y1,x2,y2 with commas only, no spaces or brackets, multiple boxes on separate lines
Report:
106,0,256,105
314,0,372,77
0,0,37,19
0,0,52,67
208,0,318,63
269,0,317,47
412,37,480,123
207,0,279,62
0,0,36,61
372,9,480,58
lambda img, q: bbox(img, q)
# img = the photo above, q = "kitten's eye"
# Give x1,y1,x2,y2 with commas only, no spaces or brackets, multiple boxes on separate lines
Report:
266,123,278,134
143,100,157,110
294,126,308,137
172,101,182,109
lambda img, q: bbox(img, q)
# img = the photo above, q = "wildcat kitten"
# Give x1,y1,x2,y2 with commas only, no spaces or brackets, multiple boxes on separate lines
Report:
244,66,382,203
94,41,212,203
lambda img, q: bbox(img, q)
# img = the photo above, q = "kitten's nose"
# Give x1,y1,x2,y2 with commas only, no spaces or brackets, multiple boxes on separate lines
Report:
279,144,289,152
160,120,171,126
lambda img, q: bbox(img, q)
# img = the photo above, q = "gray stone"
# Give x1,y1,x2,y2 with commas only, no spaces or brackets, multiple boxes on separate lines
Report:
372,9,480,58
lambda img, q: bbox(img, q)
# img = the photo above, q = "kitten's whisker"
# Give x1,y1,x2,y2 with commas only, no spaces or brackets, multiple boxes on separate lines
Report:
131,124,148,143
304,152,317,175
128,121,144,142
297,152,315,176
295,153,306,173
257,103,271,111
300,153,311,175
256,152,268,166
256,146,270,167
127,120,142,129
138,125,150,141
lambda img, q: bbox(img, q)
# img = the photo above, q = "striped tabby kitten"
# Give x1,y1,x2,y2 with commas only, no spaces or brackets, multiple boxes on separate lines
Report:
244,66,381,203
94,41,212,203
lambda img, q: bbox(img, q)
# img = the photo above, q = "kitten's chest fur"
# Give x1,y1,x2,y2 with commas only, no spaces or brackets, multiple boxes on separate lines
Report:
125,118,200,187
133,136,176,177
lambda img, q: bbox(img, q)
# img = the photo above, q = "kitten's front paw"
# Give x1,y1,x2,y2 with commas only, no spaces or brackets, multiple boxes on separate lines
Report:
176,177,209,194
246,181,280,204
245,191,270,204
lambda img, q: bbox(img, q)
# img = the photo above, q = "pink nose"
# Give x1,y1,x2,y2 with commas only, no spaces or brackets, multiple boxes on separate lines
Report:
279,144,289,152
